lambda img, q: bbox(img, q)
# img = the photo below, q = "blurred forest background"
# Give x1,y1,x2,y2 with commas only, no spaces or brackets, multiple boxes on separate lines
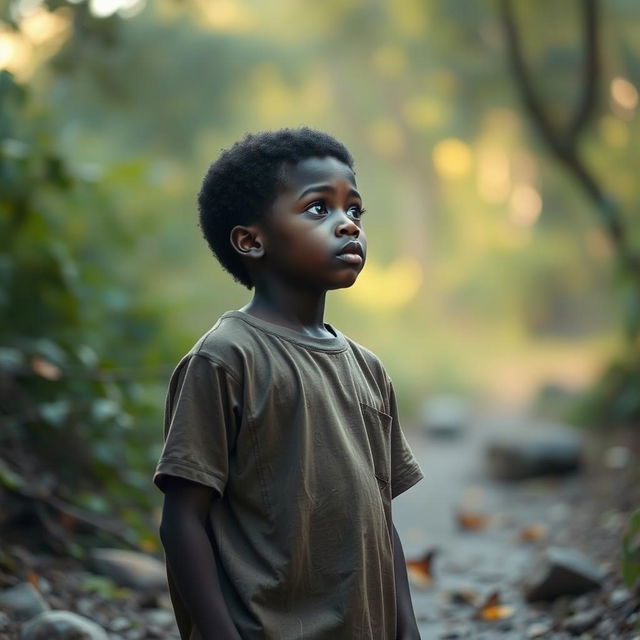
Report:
1,0,639,551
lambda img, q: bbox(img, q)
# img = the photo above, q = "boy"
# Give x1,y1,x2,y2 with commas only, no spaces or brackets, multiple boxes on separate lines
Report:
154,128,424,640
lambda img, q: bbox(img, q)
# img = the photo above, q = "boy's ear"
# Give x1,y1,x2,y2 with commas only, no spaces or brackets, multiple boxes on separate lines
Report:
230,225,265,259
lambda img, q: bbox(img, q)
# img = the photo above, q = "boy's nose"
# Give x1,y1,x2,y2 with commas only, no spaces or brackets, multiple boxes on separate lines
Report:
335,217,360,237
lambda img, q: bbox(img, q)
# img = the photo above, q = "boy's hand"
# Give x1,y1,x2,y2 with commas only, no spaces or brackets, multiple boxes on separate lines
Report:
393,524,421,640
160,476,242,640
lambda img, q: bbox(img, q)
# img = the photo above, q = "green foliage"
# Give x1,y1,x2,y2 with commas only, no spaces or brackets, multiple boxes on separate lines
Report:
26,0,639,424
0,69,166,543
622,508,640,591
576,353,640,427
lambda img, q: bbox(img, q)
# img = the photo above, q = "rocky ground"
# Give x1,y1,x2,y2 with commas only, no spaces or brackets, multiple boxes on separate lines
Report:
396,409,640,639
0,409,639,639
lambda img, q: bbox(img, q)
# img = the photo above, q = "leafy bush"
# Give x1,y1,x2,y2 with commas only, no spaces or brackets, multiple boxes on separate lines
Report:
0,70,167,548
576,355,640,428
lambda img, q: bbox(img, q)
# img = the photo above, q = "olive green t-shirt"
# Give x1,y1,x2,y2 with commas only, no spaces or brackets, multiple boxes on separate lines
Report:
154,311,423,640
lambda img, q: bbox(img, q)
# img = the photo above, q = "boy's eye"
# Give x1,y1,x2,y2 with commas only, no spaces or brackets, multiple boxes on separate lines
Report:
304,201,366,220
305,201,328,216
348,205,366,220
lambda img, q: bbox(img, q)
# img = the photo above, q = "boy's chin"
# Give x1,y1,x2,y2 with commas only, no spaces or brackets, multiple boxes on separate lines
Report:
329,272,362,290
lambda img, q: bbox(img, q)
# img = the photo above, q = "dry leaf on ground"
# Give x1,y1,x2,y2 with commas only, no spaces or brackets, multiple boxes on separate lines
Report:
406,549,437,588
474,590,515,621
455,510,490,531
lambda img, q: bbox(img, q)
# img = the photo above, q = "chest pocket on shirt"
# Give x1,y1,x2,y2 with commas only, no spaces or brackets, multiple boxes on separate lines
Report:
359,402,392,487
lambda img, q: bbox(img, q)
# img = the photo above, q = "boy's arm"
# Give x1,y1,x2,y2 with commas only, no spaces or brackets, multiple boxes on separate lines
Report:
160,476,241,640
393,524,421,640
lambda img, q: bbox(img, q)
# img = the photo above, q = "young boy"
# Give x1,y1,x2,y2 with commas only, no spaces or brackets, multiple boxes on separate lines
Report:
154,128,424,640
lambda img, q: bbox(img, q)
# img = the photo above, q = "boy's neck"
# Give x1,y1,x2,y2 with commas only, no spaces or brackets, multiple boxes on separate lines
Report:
240,285,332,339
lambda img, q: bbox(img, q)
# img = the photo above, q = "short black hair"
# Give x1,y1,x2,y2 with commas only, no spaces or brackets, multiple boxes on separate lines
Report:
198,127,354,288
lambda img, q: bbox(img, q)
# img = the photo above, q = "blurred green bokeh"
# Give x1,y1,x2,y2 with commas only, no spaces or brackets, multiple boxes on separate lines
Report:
1,0,639,546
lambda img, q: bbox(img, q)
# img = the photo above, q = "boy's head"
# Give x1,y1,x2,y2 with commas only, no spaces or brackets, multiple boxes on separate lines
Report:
198,127,357,289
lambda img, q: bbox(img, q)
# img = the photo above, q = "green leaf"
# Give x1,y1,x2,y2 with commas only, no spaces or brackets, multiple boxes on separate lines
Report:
0,347,25,372
0,459,25,491
39,400,71,427
76,491,110,514
91,398,121,422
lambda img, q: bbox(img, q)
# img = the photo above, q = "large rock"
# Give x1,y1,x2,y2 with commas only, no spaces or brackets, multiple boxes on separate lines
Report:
21,610,108,640
89,548,167,591
0,582,49,621
486,424,583,480
523,547,606,602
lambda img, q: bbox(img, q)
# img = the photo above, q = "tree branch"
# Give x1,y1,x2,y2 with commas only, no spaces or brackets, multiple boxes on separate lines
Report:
1,458,143,552
566,0,599,145
499,0,566,157
498,0,634,269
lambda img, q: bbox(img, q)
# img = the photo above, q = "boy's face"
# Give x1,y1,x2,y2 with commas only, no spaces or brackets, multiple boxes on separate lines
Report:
258,156,367,291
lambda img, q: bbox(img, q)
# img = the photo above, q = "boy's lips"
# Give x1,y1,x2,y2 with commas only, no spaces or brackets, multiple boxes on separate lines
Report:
336,241,364,265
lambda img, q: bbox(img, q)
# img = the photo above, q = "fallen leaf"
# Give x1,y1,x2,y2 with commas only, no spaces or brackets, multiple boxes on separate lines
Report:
406,549,437,588
26,570,39,587
474,590,515,621
456,509,490,531
517,523,547,543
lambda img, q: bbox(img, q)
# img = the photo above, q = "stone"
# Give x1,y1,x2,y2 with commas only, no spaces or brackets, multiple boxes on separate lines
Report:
144,608,175,627
595,618,617,636
571,594,592,611
627,611,640,628
36,577,51,595
439,626,470,639
562,608,602,634
0,582,49,621
523,547,606,602
486,424,583,480
109,616,131,632
0,611,10,631
608,587,632,608
88,548,167,591
420,395,469,438
20,610,109,640
526,622,553,638
603,445,632,469
77,596,93,616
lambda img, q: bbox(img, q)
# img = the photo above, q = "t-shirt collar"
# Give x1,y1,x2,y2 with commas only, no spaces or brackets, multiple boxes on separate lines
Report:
223,310,348,352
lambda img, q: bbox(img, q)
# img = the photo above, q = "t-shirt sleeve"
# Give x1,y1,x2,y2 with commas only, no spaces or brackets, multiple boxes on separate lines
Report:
153,353,241,496
387,378,424,499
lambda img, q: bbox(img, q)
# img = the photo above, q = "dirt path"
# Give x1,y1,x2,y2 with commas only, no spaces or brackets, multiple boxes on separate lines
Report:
2,413,638,639
395,412,640,639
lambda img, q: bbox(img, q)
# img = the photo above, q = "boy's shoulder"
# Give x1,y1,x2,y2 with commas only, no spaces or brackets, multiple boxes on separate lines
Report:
188,311,259,364
342,334,389,383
